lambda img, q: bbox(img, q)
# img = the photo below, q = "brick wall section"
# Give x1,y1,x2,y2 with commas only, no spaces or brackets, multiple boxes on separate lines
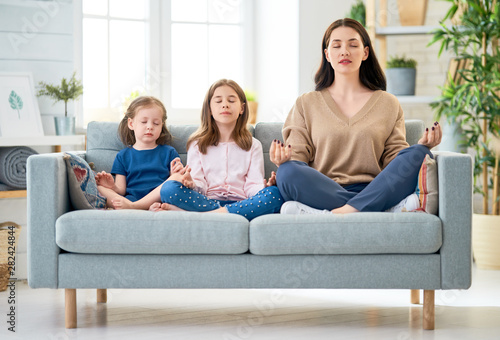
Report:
380,0,454,127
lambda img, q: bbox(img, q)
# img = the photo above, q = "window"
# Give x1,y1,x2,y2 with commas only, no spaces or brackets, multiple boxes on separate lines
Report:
80,0,250,126
170,0,244,109
82,0,150,126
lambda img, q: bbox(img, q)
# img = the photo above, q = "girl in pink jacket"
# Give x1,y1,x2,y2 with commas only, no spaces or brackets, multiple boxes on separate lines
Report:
131,79,283,220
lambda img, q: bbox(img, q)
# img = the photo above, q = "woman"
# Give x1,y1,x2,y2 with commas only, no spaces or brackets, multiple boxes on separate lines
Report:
271,18,441,214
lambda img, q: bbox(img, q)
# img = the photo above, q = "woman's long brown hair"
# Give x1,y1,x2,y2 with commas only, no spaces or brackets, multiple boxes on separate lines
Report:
314,18,386,91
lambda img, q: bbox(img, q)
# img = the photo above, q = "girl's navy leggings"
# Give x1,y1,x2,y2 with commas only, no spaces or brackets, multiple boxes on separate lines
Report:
160,181,283,220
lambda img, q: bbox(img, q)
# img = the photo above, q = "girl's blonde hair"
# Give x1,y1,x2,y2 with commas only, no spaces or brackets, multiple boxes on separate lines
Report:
118,96,172,146
187,79,252,154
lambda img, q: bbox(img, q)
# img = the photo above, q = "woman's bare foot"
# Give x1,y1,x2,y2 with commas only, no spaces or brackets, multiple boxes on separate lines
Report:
112,197,134,210
331,204,359,214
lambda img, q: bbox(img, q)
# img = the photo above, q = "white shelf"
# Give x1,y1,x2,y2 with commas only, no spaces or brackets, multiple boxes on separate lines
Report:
0,135,86,147
396,96,437,104
0,135,86,198
375,25,441,36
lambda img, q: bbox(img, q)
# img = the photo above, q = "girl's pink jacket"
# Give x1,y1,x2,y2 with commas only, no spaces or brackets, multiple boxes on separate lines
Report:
187,138,265,202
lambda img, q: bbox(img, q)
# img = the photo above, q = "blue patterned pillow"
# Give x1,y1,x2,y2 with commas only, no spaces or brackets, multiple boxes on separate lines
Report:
63,153,107,209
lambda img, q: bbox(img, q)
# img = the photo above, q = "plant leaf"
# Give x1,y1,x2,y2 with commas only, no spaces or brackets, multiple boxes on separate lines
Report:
8,90,23,110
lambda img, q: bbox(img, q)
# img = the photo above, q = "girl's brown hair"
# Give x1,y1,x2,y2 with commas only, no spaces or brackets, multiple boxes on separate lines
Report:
314,18,386,91
187,79,252,154
118,96,172,146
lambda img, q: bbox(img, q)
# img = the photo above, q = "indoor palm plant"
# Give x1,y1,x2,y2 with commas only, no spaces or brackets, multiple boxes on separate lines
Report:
429,0,500,269
37,72,83,135
244,90,258,124
346,0,366,27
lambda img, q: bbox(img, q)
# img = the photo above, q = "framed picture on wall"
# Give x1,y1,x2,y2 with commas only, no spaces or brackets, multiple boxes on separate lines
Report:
0,72,44,138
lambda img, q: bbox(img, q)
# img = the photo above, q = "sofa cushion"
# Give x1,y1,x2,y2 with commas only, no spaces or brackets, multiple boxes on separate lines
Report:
63,152,107,210
85,121,124,173
255,122,282,179
86,122,255,173
249,213,442,255
56,210,249,254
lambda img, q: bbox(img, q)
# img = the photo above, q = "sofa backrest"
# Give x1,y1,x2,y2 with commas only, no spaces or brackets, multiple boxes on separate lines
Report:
86,120,424,177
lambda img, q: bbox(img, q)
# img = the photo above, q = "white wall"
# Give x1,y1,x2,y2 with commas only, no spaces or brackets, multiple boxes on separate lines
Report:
298,0,353,95
253,0,299,122
0,0,75,280
0,0,76,136
254,0,355,123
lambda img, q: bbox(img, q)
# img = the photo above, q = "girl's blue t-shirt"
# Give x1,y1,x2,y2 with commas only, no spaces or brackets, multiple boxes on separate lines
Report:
111,144,180,201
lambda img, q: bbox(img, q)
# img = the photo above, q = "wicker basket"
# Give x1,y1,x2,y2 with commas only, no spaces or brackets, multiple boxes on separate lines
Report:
0,221,21,291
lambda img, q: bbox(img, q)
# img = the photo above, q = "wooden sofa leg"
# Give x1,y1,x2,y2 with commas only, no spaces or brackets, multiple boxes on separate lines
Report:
97,289,107,303
411,289,420,304
423,290,435,330
65,289,77,329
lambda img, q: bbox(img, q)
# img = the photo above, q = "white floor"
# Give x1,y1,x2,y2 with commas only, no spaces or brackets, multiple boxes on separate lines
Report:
1,265,499,340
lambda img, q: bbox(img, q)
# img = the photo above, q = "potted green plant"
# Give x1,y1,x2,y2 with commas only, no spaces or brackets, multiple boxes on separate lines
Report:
429,0,500,269
244,90,258,125
346,0,366,27
37,72,83,135
121,89,144,113
385,55,417,95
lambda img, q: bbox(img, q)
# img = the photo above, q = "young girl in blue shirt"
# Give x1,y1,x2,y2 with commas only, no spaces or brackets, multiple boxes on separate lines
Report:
95,96,181,208
117,79,283,220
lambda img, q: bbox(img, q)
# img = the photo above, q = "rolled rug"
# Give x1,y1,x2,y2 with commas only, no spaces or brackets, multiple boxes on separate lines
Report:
0,183,14,191
0,146,38,190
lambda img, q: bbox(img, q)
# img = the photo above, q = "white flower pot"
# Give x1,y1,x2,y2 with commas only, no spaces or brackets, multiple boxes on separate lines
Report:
472,213,500,270
386,68,416,96
54,116,75,136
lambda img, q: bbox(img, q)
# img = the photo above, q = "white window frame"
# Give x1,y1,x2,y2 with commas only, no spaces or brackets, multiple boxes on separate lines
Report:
75,0,253,127
75,0,159,128
160,0,254,124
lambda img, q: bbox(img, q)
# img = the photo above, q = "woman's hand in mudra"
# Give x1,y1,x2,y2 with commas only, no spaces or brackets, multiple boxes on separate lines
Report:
269,139,292,167
418,121,442,150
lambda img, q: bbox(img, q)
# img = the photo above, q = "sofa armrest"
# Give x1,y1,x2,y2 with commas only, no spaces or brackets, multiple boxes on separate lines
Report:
434,151,473,289
27,152,83,288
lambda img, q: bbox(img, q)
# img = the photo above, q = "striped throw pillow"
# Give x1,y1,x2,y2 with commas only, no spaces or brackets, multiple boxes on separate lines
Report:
416,154,438,215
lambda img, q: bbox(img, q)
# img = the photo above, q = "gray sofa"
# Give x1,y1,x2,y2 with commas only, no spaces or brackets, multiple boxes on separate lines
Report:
27,120,473,330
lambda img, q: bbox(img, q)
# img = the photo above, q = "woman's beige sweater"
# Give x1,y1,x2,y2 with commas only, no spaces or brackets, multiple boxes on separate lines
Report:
282,89,409,186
